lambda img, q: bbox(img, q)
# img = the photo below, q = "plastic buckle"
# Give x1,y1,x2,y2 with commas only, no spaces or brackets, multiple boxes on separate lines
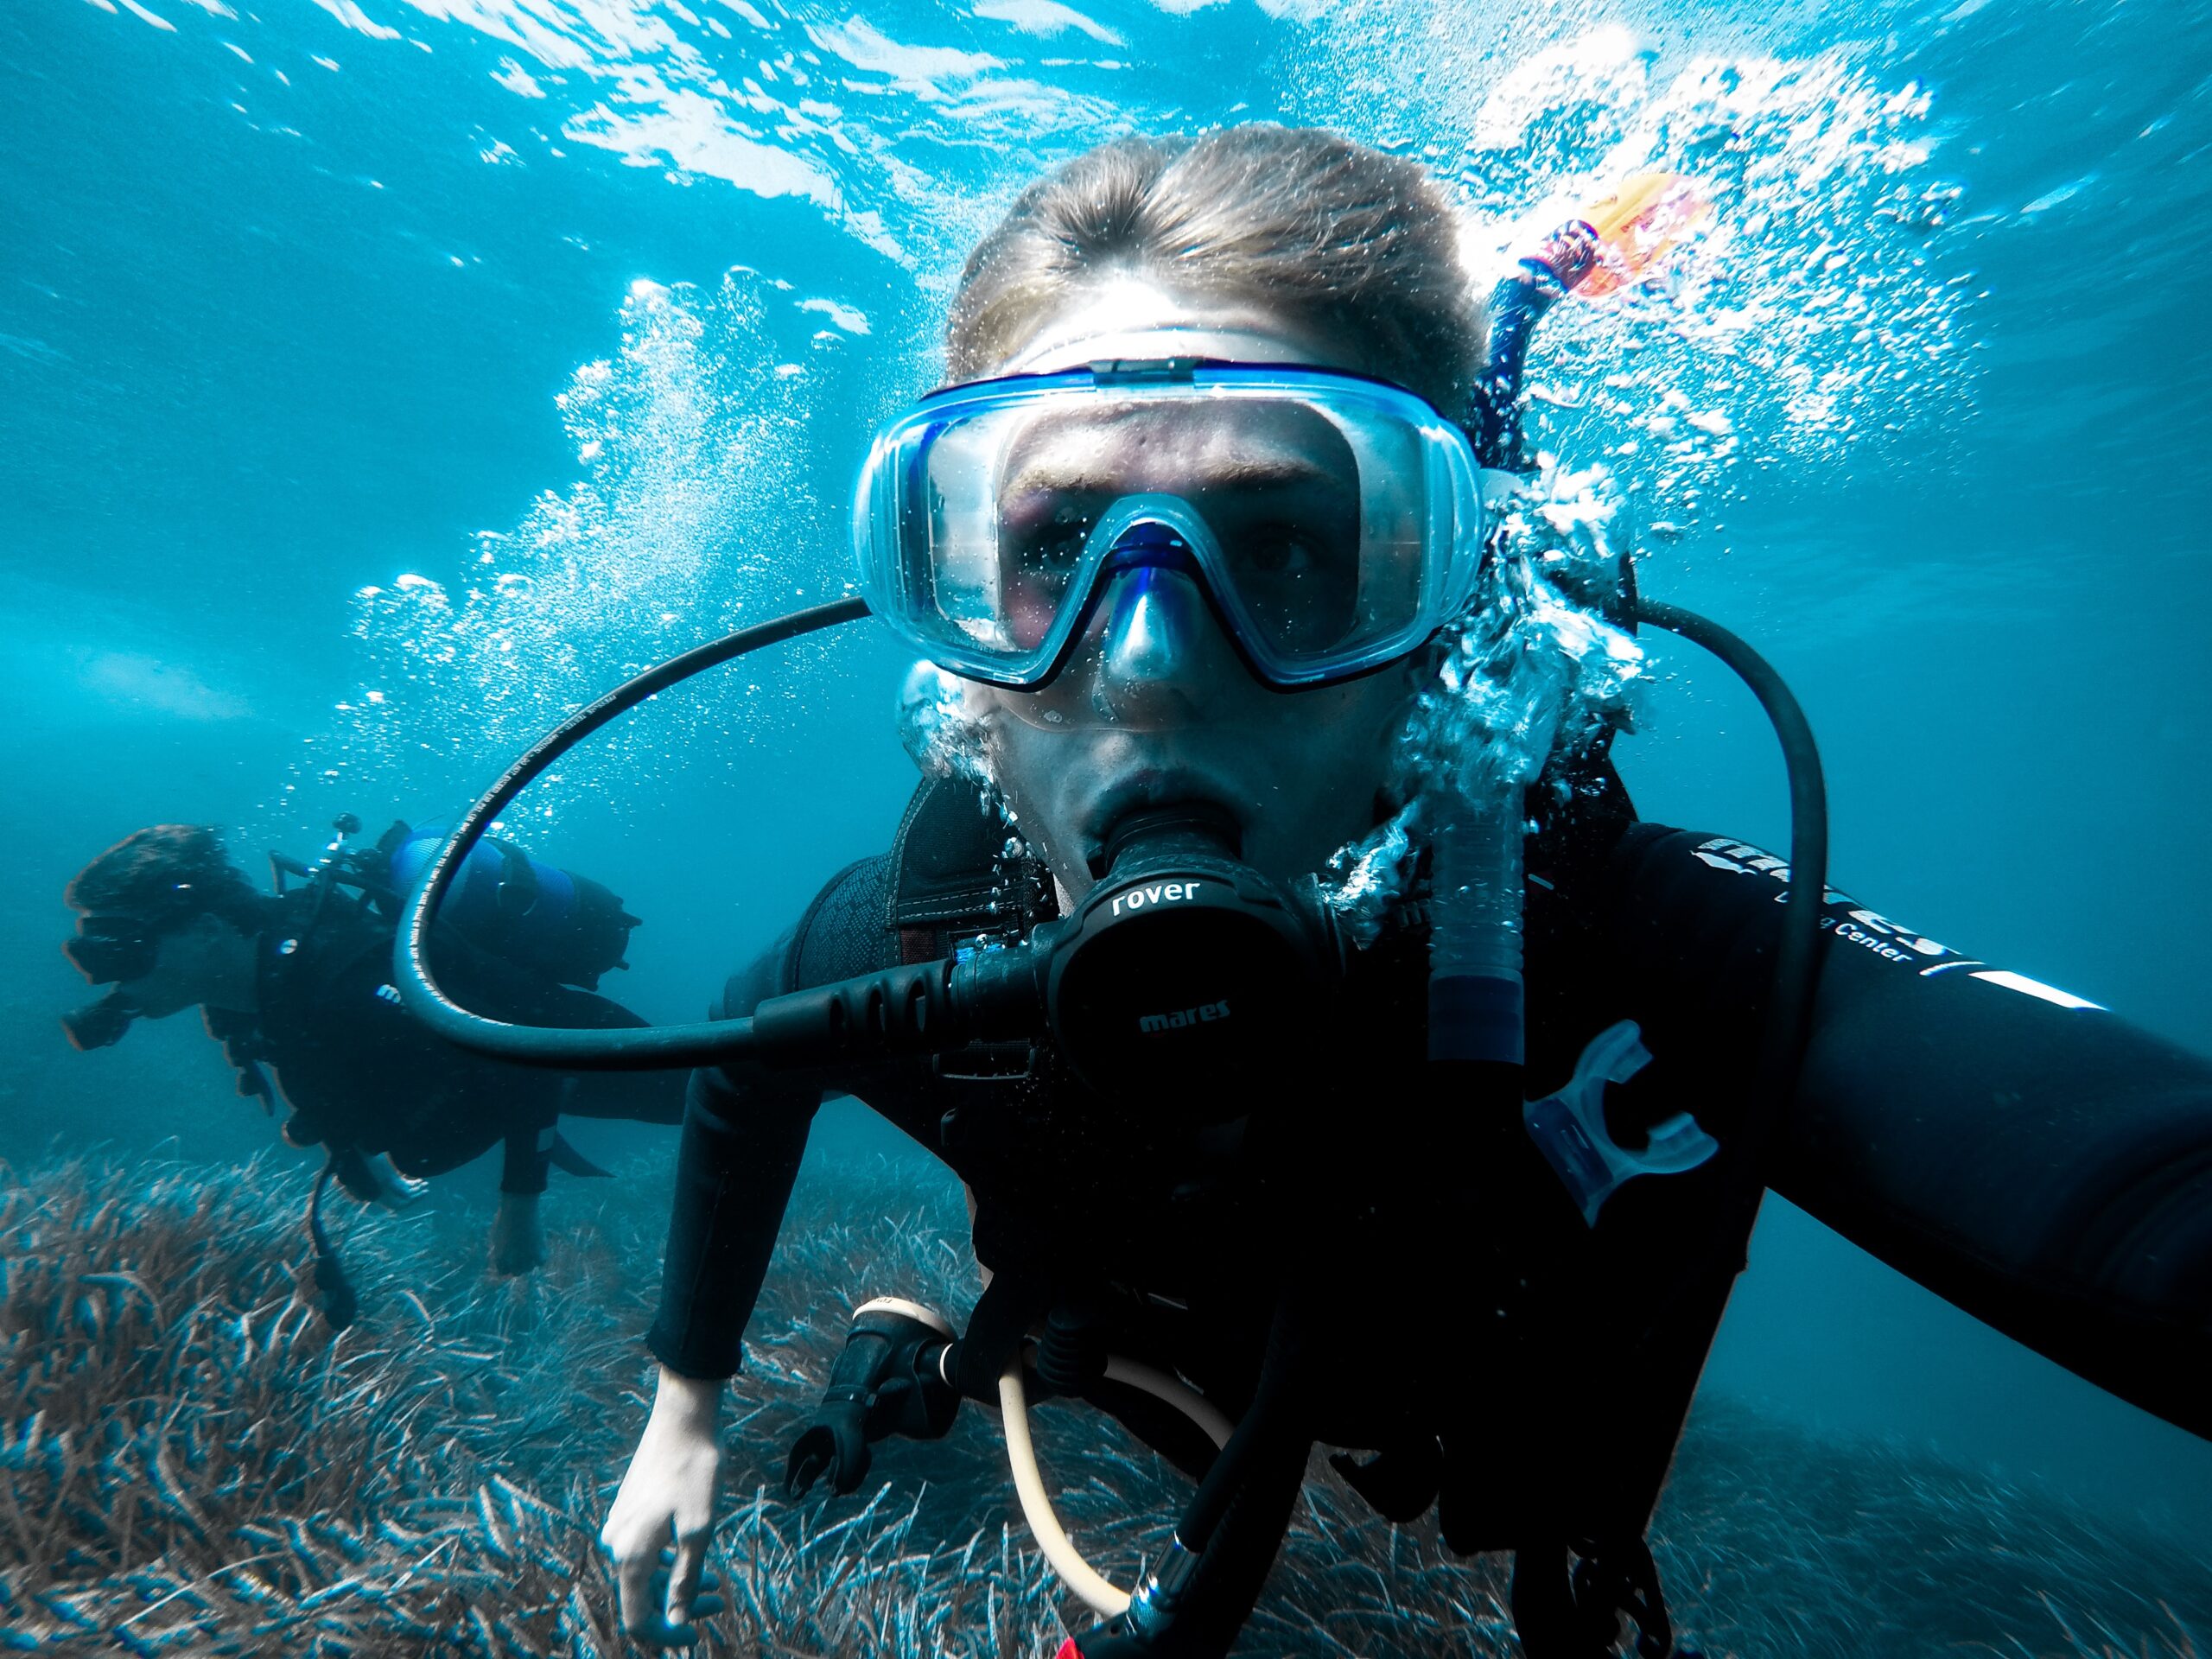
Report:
1522,1020,1718,1226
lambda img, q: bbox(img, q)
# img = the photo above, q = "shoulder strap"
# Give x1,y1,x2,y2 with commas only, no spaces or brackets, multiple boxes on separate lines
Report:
887,775,1012,927
885,776,1053,964
785,855,900,989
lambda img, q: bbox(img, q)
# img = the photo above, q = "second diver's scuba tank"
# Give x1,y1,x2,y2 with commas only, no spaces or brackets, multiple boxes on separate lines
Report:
283,817,641,992
378,820,639,991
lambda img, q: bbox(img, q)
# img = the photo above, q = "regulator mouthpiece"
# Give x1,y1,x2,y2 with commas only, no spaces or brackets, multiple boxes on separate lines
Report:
1046,803,1338,1100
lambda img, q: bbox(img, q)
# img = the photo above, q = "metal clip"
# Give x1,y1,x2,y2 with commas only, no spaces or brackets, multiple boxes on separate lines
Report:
1126,1535,1201,1642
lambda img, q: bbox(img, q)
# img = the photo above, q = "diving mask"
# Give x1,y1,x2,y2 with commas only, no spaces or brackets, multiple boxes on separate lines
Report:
61,914,156,1052
65,914,161,985
853,360,1488,690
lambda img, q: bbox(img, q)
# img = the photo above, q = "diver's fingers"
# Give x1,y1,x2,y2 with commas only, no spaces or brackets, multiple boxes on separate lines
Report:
663,1499,719,1628
604,1514,666,1640
665,1526,710,1630
637,1610,706,1649
623,1610,704,1649
654,1548,721,1590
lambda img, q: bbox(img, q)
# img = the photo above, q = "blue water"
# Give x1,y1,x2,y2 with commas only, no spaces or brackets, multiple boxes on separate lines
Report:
4,0,2209,1586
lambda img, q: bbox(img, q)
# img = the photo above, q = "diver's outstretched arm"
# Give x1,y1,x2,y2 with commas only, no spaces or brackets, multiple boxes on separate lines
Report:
1581,823,2212,1436
607,947,822,1638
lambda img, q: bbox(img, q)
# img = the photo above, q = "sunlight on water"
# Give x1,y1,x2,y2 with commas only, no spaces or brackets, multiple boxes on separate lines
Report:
283,0,1135,268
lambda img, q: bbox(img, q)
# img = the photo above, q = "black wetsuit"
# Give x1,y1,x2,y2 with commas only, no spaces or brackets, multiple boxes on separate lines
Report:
212,888,685,1197
646,772,2212,1652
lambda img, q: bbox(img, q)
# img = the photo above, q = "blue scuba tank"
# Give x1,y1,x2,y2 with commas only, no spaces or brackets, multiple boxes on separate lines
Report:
378,820,639,990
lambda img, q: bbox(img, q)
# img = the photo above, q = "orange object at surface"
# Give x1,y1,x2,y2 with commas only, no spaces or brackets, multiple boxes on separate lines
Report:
1573,170,1713,297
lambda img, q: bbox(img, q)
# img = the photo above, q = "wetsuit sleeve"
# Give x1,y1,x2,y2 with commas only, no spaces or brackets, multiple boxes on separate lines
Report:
645,933,823,1380
1584,824,2212,1437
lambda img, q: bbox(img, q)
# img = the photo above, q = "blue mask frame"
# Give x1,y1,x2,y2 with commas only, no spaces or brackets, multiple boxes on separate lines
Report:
853,360,1490,690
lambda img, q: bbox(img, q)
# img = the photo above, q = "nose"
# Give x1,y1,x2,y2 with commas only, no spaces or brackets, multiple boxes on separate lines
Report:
1093,561,1232,722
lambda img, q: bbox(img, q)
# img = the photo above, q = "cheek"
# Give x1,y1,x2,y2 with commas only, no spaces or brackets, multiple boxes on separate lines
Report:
1296,671,1417,769
972,664,1089,734
980,708,1065,821
969,694,1116,880
1255,677,1417,830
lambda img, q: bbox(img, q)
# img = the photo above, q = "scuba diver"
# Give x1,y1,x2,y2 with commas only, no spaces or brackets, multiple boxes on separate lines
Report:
388,129,2212,1656
62,817,685,1287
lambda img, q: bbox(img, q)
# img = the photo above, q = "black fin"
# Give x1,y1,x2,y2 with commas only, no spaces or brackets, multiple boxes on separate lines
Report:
546,1130,613,1179
308,1160,359,1331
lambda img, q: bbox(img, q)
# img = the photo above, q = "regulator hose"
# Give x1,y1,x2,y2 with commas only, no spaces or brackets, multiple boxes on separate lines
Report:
307,1158,359,1332
1632,599,1828,1150
393,595,867,1070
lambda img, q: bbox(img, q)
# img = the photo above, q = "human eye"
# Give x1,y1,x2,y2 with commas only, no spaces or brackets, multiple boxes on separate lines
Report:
1239,523,1328,577
1002,493,1099,574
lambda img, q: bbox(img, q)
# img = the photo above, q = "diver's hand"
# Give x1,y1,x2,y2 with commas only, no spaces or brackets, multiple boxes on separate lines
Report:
364,1154,429,1213
488,1191,547,1275
602,1367,726,1645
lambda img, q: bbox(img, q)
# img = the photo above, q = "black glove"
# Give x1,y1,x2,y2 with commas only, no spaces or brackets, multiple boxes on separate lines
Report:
785,1299,960,1498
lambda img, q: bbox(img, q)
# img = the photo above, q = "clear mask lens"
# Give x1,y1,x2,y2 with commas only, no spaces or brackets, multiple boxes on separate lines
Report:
860,366,1480,687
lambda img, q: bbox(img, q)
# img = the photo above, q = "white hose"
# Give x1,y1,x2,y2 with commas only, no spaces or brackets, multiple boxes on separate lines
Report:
852,1294,954,1338
1103,1356,1234,1451
997,1352,1236,1618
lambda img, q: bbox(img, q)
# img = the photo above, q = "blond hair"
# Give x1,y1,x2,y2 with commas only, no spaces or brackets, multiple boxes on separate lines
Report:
946,126,1484,417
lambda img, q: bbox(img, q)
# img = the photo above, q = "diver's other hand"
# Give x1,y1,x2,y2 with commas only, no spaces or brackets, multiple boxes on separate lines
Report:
365,1154,429,1213
488,1191,547,1275
602,1367,725,1646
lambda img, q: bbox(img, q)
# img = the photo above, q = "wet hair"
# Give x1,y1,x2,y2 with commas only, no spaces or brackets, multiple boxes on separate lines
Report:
66,825,267,933
946,125,1485,417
